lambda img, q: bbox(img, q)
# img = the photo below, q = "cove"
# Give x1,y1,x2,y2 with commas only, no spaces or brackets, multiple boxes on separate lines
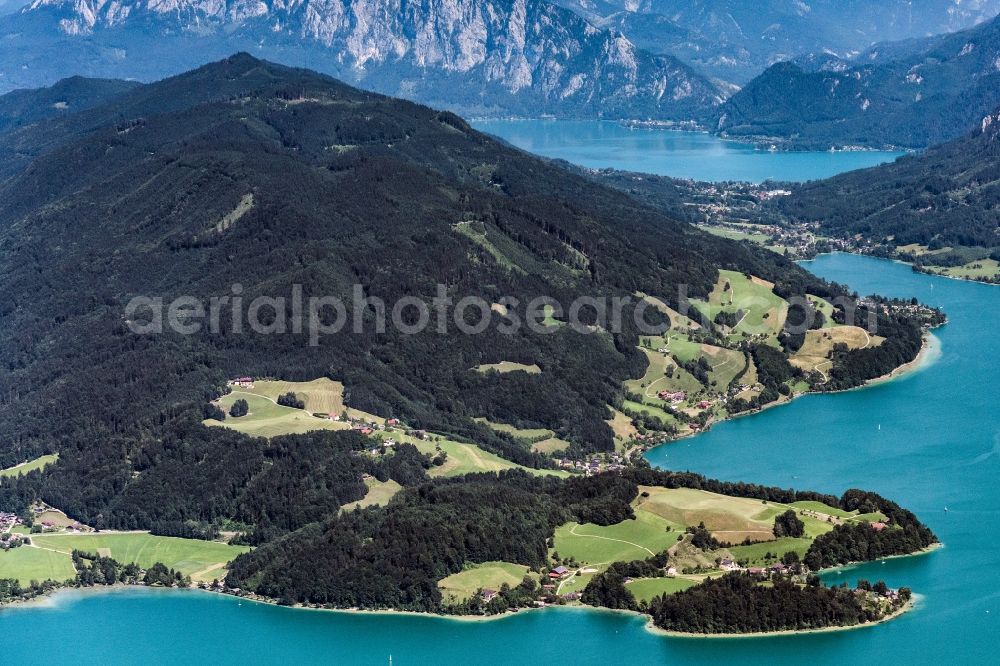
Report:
469,119,905,183
2,253,996,664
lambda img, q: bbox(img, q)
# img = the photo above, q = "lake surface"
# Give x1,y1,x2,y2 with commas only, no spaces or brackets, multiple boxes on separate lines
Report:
2,254,996,664
471,119,905,183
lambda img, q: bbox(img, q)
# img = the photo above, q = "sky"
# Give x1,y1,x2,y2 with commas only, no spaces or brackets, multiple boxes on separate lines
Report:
0,0,25,15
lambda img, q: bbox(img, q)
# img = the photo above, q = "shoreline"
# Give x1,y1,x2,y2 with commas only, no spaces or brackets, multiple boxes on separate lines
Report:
865,332,940,387
467,118,908,154
821,543,943,577
805,250,999,287
3,582,920,639
643,597,916,639
650,329,940,450
5,543,940,627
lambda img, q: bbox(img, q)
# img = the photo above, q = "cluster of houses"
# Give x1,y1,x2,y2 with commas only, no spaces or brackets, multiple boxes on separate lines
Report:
657,390,686,404
0,512,24,549
556,453,626,476
712,558,797,577
228,376,255,388
0,511,19,532
651,389,718,413
755,188,792,201
746,562,791,577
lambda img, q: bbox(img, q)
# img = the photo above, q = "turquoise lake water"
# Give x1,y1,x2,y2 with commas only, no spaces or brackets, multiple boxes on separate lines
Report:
470,119,905,183
2,253,996,664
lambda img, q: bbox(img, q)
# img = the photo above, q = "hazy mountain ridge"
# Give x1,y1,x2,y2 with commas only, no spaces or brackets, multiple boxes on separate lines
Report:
0,0,723,119
716,14,1000,148
552,0,1000,85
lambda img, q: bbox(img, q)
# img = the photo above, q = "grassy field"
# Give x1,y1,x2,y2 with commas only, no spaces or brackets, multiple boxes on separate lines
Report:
0,454,59,478
206,392,351,438
0,546,77,584
341,478,403,511
476,419,553,441
552,486,843,573
698,225,771,244
790,326,884,377
472,362,542,374
627,576,697,602
606,408,639,449
552,511,680,565
936,258,1000,280
636,487,782,544
29,533,250,581
34,509,77,528
692,270,788,340
807,295,838,329
789,500,855,519
530,438,571,455
404,435,569,478
727,537,815,566
556,570,597,597
239,378,347,414
635,293,700,331
622,399,679,427
473,419,570,454
437,561,531,602
627,347,704,399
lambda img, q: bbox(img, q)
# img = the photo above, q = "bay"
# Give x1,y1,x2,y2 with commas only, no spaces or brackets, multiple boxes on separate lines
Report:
2,254,995,664
470,119,905,183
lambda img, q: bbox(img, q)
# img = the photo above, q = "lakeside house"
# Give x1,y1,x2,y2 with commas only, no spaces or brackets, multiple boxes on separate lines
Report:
870,521,888,531
482,589,498,602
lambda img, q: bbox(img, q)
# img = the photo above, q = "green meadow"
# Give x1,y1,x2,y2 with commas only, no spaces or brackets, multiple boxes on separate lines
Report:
341,477,403,511
552,486,844,573
207,392,351,438
472,362,542,374
627,576,697,602
28,533,249,581
691,270,788,341
0,546,77,585
437,561,532,602
0,454,59,478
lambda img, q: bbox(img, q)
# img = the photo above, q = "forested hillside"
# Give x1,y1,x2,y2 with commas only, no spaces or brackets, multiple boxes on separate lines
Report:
0,55,926,550
716,15,1000,149
777,108,1000,253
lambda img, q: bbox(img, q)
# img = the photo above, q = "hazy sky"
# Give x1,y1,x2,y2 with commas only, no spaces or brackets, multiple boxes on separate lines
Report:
0,0,25,15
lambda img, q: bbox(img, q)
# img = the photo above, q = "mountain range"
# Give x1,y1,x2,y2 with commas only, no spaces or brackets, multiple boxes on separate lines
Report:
0,0,723,119
552,0,1000,86
717,13,1000,148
